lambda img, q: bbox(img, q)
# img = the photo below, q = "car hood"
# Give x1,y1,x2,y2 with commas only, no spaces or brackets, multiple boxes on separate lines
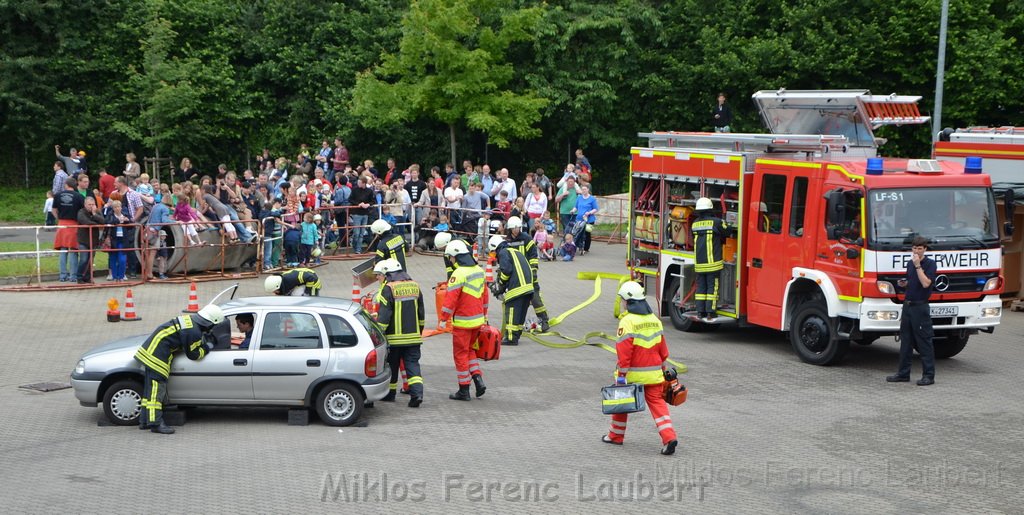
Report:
80,334,148,360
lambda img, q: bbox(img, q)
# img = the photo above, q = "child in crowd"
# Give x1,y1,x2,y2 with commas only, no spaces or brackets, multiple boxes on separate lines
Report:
312,213,325,264
44,191,56,226
533,220,551,260
136,173,154,196
170,183,182,206
541,211,556,234
494,190,512,220
173,197,205,246
299,211,318,266
433,213,450,232
541,232,556,261
158,183,170,203
560,232,577,262
283,220,301,267
261,199,284,269
510,196,525,220
381,206,398,227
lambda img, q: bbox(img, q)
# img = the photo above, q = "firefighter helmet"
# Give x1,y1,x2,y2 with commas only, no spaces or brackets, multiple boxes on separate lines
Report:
444,239,471,257
487,234,506,252
373,258,402,275
264,275,283,294
370,219,391,235
434,232,452,249
311,246,322,258
196,304,224,326
670,206,689,220
758,202,768,212
617,281,646,300
695,197,713,211
506,216,523,231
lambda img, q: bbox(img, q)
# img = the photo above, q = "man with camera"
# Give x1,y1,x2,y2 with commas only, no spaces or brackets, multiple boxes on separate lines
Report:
489,168,517,204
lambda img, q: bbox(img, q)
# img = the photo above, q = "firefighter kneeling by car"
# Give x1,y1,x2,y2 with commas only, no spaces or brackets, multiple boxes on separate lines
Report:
373,258,426,408
133,304,224,434
265,268,321,296
439,240,489,401
603,281,679,455
488,235,534,346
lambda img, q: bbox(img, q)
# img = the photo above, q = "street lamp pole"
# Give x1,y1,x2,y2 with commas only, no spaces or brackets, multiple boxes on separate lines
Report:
932,0,950,142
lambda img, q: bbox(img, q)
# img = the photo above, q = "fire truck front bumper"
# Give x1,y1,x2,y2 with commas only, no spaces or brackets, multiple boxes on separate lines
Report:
856,296,1003,332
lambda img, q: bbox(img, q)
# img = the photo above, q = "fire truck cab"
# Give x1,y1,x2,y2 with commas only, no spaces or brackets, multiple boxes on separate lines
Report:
628,90,1005,365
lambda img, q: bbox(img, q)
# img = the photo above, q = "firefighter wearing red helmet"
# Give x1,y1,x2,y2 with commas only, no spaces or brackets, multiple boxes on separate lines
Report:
602,281,678,455
439,240,489,401
692,197,732,321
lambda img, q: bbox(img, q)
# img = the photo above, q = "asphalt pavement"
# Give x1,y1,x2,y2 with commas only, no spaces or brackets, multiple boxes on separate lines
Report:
0,242,1022,513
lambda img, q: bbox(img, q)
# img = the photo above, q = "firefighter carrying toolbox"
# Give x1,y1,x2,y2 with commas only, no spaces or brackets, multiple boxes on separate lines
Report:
601,383,647,415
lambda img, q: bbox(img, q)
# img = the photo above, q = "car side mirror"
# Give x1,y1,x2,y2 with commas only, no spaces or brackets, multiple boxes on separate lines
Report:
846,247,861,260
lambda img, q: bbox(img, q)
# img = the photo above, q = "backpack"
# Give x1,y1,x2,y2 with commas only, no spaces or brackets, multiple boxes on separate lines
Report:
473,324,502,361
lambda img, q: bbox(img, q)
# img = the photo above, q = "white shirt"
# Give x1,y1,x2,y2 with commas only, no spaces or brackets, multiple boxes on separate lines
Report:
443,187,464,209
490,178,517,200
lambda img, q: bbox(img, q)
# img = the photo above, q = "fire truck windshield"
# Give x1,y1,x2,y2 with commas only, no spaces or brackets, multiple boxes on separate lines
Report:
867,187,999,251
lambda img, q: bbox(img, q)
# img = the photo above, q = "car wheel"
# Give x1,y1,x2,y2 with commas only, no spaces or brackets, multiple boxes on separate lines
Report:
315,382,364,427
102,379,143,426
789,302,849,365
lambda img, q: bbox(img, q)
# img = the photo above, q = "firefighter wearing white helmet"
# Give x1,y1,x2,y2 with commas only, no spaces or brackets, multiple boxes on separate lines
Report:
265,268,321,296
434,231,460,280
489,234,534,346
373,257,427,407
133,304,222,434
692,197,733,322
604,281,678,455
439,232,490,401
505,215,550,332
371,218,407,271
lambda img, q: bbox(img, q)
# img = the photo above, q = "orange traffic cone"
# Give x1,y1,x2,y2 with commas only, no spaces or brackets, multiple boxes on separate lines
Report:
351,277,361,303
485,261,494,284
184,281,200,313
121,289,142,321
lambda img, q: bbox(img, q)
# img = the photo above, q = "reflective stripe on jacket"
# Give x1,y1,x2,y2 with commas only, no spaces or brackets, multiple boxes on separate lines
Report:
692,215,729,272
134,315,209,378
375,278,425,345
441,265,489,328
496,246,534,299
615,312,669,384
375,234,408,270
279,268,321,294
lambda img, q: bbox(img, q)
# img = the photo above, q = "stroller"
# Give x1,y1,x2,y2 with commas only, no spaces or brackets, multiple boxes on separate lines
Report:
567,218,587,242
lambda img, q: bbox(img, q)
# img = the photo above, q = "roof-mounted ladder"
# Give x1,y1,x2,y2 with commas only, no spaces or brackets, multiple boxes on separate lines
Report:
637,131,849,154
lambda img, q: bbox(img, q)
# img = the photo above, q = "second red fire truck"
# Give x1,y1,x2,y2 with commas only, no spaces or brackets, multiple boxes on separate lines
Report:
628,90,1007,365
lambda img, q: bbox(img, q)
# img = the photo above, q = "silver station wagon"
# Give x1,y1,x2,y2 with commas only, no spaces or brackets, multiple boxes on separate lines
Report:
71,296,390,427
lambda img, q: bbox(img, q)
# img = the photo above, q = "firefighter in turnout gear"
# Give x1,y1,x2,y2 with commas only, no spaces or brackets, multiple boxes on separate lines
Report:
489,235,534,346
692,197,732,321
602,282,678,455
505,216,550,332
265,268,321,296
371,219,408,271
373,258,426,407
133,304,224,434
439,240,489,401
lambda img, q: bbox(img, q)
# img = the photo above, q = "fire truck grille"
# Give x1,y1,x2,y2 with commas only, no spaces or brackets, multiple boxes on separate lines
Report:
884,272,998,294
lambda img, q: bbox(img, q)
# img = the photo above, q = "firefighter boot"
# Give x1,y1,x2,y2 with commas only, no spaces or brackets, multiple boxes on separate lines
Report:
539,315,550,333
473,375,487,398
661,440,678,456
449,385,472,401
501,339,518,346
408,396,422,408
150,422,175,435
381,391,396,402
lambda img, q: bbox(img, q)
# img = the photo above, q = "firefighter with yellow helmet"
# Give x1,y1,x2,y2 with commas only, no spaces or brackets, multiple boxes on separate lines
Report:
488,234,534,346
603,281,678,455
373,258,426,407
134,304,223,434
692,197,732,321
265,268,321,296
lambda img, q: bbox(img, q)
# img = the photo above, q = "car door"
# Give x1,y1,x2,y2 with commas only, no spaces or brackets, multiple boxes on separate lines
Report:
251,311,330,401
168,314,255,403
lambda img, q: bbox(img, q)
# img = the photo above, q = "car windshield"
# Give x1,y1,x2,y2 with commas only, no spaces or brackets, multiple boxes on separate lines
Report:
867,187,998,251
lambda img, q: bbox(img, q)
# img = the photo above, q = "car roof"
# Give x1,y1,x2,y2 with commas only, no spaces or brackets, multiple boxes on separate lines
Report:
220,296,363,314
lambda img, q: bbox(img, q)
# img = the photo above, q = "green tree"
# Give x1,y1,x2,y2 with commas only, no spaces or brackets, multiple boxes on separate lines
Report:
351,0,549,167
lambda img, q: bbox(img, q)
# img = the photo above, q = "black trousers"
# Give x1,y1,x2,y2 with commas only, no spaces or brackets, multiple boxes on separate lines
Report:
531,281,549,320
388,345,423,398
502,294,533,343
898,302,935,379
695,271,720,314
141,368,168,427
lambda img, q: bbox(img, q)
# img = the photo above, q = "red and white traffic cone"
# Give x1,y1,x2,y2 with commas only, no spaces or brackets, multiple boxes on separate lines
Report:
399,360,409,394
351,277,361,303
485,261,494,284
184,281,200,313
121,288,142,321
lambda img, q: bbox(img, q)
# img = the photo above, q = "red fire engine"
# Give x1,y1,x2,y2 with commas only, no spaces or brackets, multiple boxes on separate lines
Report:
628,90,1006,365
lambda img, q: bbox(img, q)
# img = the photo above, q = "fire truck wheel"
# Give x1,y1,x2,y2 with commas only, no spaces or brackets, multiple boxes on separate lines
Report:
933,330,969,359
667,277,695,332
789,302,849,365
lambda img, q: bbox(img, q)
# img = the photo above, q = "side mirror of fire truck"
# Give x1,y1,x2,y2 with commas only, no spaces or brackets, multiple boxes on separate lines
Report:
1004,189,1015,237
824,189,845,240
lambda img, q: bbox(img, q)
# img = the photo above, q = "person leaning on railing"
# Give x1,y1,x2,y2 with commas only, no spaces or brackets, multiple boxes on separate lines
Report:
76,196,106,284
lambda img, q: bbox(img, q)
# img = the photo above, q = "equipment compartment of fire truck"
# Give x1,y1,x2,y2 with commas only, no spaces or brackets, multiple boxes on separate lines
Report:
628,89,1007,365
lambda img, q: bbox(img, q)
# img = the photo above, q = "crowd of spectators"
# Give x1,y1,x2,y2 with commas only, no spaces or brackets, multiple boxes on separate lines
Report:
45,139,601,282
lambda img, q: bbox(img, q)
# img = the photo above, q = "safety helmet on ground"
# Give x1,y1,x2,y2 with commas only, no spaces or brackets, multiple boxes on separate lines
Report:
434,232,452,249
370,219,391,235
311,246,322,258
196,304,224,326
695,197,714,211
264,275,283,294
313,214,323,222
487,234,506,252
373,258,402,275
444,239,471,257
617,281,646,300
506,216,523,231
